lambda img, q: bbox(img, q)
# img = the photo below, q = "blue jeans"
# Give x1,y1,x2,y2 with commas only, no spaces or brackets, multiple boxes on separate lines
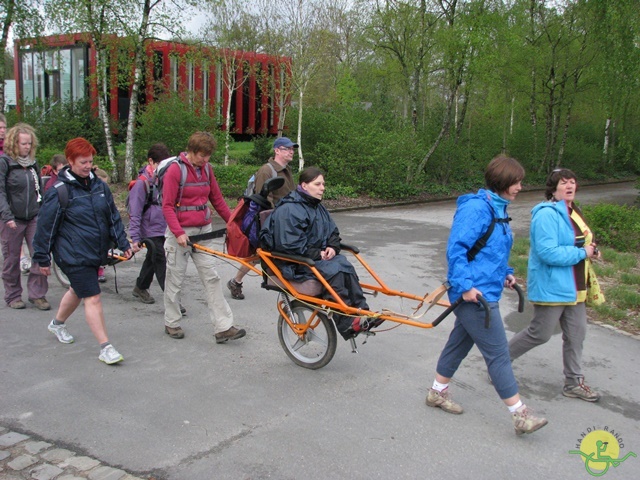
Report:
436,301,518,399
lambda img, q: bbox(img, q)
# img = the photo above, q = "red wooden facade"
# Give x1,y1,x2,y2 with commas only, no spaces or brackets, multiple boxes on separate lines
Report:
15,33,291,136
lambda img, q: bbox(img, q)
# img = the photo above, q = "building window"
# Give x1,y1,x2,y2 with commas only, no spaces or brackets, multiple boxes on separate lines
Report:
202,61,209,106
216,61,222,117
71,46,86,101
187,60,194,91
170,56,178,91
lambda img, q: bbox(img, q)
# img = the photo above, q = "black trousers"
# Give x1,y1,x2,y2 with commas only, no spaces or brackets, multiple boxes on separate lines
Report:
136,236,166,290
323,271,369,338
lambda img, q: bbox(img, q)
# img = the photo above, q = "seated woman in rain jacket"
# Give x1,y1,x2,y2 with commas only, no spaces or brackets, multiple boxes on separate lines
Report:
260,167,370,339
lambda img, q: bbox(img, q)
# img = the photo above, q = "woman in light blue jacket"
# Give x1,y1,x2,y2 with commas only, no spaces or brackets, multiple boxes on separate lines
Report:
509,168,601,402
427,155,548,436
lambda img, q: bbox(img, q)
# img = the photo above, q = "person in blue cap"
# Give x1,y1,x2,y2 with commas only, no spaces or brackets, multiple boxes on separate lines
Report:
227,136,297,300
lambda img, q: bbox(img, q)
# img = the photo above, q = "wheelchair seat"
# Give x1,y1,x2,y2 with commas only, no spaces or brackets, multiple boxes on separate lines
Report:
263,274,324,297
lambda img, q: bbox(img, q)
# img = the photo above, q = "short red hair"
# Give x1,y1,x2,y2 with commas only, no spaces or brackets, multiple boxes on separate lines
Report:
65,137,96,162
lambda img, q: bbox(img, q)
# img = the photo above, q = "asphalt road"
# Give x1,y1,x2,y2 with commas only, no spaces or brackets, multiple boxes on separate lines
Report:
1,181,639,480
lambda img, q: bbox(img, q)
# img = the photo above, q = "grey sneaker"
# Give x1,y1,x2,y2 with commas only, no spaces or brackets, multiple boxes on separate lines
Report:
215,326,246,344
99,345,123,364
132,286,155,304
512,405,548,436
426,388,463,414
563,380,600,402
48,320,74,344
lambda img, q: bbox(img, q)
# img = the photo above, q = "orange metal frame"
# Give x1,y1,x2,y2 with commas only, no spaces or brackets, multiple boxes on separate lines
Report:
188,243,451,333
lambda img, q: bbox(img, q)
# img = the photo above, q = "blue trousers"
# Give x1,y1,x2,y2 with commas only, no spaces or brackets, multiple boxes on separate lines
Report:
436,301,519,399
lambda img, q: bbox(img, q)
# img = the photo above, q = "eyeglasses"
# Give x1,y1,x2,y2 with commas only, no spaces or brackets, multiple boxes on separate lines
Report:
279,147,295,152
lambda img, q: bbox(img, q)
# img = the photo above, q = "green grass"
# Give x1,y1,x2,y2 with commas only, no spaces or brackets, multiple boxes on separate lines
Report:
600,247,637,271
605,285,640,310
592,304,629,322
620,272,640,285
511,237,529,257
509,237,529,280
593,264,617,277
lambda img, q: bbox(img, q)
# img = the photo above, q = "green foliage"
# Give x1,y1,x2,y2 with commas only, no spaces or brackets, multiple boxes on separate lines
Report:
210,164,258,198
582,203,640,252
248,135,273,166
8,99,107,155
323,185,358,200
298,105,422,199
135,92,221,166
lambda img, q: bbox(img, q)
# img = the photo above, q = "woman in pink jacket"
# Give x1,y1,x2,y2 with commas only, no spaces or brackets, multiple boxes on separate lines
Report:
162,131,246,343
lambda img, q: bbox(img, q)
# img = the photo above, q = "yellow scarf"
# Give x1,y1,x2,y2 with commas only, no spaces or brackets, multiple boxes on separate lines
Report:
570,208,593,304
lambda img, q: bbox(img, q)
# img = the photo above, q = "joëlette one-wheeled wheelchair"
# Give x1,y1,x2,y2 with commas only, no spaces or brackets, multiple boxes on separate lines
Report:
188,177,520,369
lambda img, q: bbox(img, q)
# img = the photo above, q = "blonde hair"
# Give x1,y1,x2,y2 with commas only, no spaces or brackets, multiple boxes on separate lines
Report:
5,123,38,161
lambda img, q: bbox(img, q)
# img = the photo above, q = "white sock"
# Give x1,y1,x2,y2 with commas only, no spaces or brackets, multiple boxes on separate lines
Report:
432,380,449,392
508,400,523,413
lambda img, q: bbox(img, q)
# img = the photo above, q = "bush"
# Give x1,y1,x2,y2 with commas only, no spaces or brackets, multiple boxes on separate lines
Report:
298,105,422,199
211,164,259,198
135,92,221,167
9,98,107,155
582,203,640,252
248,135,273,166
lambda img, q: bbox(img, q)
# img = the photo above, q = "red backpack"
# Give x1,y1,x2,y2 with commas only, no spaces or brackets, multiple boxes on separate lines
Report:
226,194,271,258
226,198,253,258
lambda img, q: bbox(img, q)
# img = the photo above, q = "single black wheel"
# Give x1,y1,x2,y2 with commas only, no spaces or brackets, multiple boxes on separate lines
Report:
277,300,337,369
53,262,70,289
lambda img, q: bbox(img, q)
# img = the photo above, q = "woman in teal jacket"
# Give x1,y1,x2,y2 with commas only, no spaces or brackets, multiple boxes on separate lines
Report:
509,168,601,402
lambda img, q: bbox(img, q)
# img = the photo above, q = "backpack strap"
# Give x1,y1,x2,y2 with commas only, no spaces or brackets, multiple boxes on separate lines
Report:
175,160,211,212
53,181,70,211
267,162,277,179
466,208,511,262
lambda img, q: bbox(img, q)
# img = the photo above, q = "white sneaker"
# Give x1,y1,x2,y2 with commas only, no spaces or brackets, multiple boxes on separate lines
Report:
48,320,74,344
99,345,123,365
20,256,31,275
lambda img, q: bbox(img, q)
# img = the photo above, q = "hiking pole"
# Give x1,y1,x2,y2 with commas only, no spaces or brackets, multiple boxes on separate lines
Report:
431,295,491,328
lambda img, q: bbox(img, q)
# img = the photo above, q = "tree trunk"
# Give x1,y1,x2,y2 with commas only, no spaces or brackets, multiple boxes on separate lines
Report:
0,0,15,111
557,101,572,167
94,47,118,180
602,117,610,165
123,0,152,182
297,89,304,171
224,85,233,166
124,55,143,182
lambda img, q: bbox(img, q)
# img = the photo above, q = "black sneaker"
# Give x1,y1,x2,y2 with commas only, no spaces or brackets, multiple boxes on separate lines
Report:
227,279,245,300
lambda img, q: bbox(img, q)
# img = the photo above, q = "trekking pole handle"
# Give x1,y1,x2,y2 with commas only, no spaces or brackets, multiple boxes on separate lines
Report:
431,297,463,327
513,283,525,313
477,295,491,329
431,294,491,328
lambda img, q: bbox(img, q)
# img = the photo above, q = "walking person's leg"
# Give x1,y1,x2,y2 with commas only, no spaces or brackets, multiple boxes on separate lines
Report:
133,241,157,303
559,303,599,401
163,232,189,337
509,305,563,360
25,216,49,309
1,220,26,307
